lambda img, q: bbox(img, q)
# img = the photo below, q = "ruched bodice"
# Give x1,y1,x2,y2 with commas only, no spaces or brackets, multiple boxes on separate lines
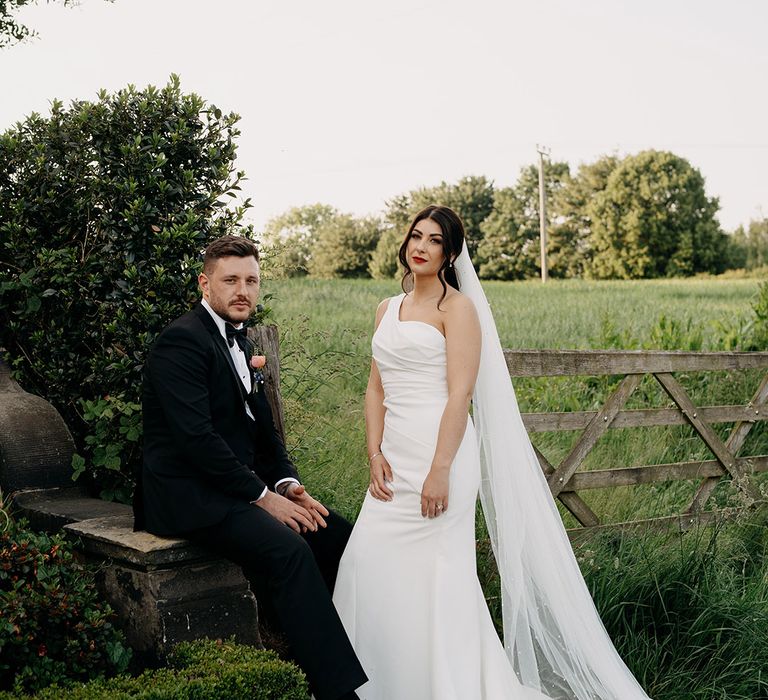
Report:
374,294,450,469
373,293,447,397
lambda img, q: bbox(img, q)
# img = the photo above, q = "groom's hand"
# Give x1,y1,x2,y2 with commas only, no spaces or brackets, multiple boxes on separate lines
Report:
282,483,329,530
255,491,316,533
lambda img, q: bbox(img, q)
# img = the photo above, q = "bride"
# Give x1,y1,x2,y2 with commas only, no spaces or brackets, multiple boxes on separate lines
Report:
332,206,652,699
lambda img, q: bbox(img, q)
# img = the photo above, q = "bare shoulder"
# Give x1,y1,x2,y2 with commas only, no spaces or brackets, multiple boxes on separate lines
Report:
377,296,393,312
442,290,479,323
373,295,395,329
442,291,481,356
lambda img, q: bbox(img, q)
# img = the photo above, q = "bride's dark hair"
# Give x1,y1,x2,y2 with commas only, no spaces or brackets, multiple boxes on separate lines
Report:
398,205,465,308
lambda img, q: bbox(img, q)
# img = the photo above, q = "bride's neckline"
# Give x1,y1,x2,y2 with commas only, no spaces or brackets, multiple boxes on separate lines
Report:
395,293,446,339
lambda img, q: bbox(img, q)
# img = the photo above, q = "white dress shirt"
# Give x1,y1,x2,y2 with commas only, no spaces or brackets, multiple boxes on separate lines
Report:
200,298,298,502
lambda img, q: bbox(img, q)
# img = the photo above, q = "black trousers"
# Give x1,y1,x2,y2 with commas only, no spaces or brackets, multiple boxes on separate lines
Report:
185,502,367,700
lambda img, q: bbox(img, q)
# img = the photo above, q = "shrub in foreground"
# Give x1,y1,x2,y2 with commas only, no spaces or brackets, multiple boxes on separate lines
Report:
0,517,131,694
0,638,309,700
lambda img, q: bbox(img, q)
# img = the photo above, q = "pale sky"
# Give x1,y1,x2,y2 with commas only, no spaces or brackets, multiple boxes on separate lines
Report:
2,0,767,232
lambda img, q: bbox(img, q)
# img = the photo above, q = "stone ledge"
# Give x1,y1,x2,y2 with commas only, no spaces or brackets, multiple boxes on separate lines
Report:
65,514,215,569
13,486,131,531
92,545,261,660
15,487,219,570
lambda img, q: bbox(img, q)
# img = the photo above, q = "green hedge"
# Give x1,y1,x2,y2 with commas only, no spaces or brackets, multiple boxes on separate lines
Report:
0,75,252,502
0,517,131,693
0,639,309,700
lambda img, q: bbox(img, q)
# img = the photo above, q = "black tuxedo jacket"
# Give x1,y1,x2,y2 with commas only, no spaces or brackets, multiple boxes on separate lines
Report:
136,303,299,536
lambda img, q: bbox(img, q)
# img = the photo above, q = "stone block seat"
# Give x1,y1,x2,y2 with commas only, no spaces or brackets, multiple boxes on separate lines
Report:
1,357,259,664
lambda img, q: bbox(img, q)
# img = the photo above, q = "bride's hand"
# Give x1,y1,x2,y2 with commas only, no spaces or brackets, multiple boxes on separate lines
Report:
421,469,449,518
369,453,394,501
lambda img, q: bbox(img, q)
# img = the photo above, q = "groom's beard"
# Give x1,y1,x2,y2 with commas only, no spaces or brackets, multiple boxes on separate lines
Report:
208,294,256,324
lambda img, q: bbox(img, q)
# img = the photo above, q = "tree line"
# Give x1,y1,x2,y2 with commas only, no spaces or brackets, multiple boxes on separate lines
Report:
261,152,767,280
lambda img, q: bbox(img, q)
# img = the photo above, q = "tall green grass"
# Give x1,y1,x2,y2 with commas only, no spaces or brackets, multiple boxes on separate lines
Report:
265,277,763,522
587,518,768,699
264,277,768,699
474,515,768,699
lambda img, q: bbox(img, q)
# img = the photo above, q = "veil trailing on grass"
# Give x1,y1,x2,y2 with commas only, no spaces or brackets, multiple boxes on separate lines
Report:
454,243,651,700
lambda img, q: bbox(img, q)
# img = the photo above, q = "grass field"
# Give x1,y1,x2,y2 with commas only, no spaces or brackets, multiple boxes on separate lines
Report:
267,276,760,351
264,276,764,522
264,276,768,699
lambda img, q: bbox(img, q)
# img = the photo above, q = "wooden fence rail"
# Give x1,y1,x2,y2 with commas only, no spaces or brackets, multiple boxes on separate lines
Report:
504,350,768,537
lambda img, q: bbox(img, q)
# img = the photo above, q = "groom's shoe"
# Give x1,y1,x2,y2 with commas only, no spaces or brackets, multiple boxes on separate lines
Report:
337,693,360,700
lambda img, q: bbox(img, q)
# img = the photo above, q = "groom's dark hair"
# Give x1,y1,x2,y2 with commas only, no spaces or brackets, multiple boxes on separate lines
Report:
203,235,260,274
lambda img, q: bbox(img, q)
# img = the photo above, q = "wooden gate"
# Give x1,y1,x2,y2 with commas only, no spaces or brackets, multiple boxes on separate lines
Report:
505,350,768,537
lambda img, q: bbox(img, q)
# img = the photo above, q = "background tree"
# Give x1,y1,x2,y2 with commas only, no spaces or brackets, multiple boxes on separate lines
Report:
728,217,768,271
308,214,383,278
477,161,570,279
586,150,727,279
0,0,109,48
476,187,528,279
0,76,251,501
727,229,748,271
371,193,413,280
260,203,338,278
382,175,495,260
368,224,402,279
548,155,619,277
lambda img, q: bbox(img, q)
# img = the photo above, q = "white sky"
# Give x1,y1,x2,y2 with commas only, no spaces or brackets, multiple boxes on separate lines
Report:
2,0,767,232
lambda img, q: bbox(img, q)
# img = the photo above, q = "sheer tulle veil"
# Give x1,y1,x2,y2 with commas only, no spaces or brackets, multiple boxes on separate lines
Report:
453,243,651,700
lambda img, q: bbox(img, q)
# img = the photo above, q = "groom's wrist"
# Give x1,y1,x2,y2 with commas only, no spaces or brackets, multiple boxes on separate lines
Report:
250,485,269,504
275,478,300,496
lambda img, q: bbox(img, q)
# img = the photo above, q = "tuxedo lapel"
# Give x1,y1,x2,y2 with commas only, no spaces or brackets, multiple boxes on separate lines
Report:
192,303,250,405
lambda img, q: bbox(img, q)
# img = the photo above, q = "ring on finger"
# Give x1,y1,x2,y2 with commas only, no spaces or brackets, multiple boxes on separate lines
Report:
436,503,444,511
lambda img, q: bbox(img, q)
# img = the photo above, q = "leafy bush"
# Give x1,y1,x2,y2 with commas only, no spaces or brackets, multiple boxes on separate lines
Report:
0,75,252,501
0,514,131,694
0,638,309,700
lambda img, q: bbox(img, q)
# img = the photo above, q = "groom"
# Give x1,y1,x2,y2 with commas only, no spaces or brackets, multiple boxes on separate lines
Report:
134,235,366,700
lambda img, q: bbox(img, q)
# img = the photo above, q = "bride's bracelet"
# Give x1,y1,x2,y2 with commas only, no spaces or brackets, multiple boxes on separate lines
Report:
369,451,383,462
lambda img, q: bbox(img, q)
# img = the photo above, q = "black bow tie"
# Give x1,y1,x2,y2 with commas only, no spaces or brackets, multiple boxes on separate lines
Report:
225,324,249,353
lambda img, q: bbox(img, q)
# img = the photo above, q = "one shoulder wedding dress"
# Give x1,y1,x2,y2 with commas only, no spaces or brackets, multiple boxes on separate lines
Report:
333,294,546,699
334,245,653,700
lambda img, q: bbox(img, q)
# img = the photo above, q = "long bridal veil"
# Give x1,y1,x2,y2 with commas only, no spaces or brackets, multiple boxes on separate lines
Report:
454,244,651,700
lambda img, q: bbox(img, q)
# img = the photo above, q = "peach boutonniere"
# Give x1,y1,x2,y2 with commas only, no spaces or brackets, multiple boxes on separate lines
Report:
250,354,266,393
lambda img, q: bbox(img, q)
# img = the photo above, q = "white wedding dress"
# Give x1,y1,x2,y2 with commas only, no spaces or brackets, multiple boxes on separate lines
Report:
333,293,549,700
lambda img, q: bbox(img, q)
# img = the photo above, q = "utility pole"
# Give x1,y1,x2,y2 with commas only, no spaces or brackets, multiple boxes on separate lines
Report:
536,144,550,283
